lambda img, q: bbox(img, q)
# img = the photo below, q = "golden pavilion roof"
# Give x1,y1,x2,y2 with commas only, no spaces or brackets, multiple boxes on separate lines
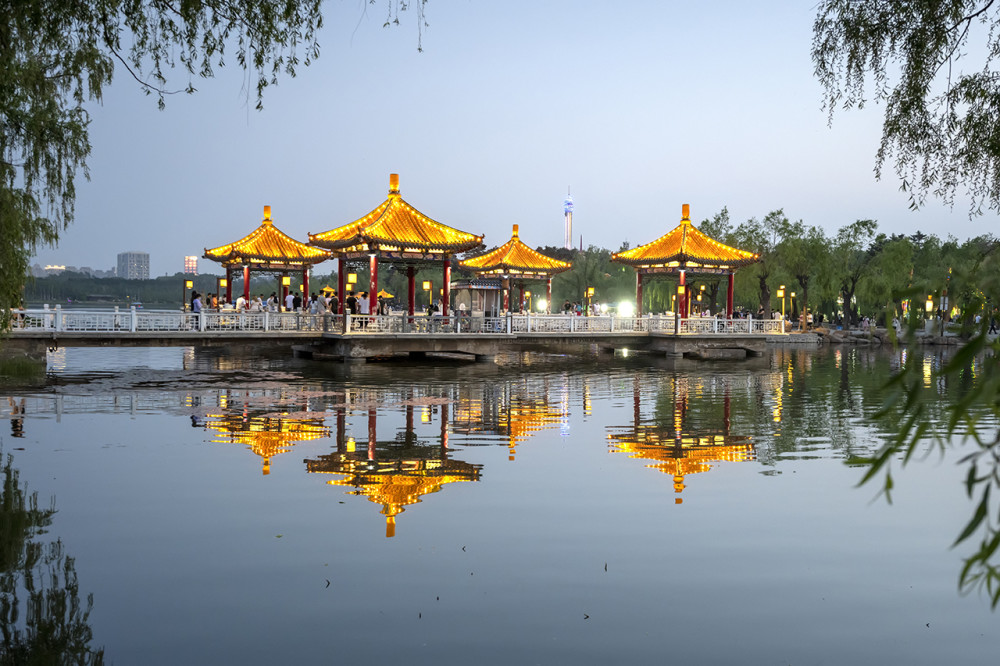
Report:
611,204,758,270
309,174,484,256
204,206,331,269
460,225,572,277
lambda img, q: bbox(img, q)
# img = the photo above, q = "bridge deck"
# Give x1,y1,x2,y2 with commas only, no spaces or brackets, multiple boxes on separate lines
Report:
4,308,784,361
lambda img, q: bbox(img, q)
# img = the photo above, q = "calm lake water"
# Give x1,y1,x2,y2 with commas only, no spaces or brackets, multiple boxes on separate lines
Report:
1,343,998,664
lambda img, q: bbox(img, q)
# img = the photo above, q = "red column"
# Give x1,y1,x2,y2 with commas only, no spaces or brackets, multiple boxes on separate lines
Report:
727,272,735,318
337,257,346,314
369,255,378,314
518,284,525,312
679,271,687,319
407,266,416,317
281,273,289,308
225,267,233,302
546,278,552,314
243,266,250,302
302,268,309,302
442,257,451,315
502,277,510,312
636,272,644,316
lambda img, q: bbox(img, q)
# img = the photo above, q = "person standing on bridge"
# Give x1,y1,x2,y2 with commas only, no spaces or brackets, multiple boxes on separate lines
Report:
192,292,202,313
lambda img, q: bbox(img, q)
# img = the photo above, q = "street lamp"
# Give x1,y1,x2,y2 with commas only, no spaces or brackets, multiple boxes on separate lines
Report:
525,290,532,312
926,294,934,315
423,280,432,311
183,280,193,311
586,287,595,315
790,291,797,327
777,285,786,321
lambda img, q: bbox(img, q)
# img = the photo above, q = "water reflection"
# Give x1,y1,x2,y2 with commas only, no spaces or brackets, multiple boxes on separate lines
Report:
450,376,568,460
608,375,754,503
0,454,104,663
197,411,331,475
8,397,25,438
305,404,480,537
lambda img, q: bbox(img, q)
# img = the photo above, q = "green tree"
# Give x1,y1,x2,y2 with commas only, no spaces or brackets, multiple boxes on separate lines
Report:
733,209,787,317
1,0,327,327
813,1,1000,215
776,220,828,329
827,219,880,327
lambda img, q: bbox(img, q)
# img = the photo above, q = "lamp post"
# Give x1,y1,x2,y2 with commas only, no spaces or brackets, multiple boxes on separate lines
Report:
183,280,193,311
281,276,291,310
777,285,785,321
524,290,532,313
423,280,432,312
217,278,227,308
790,291,797,328
586,287,595,316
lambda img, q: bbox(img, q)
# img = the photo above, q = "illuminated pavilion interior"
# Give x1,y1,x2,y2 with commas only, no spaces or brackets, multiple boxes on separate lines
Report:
203,206,331,304
308,174,484,316
611,204,759,317
459,224,572,313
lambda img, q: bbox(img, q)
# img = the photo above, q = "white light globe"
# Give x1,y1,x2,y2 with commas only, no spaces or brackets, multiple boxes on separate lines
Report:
617,301,635,317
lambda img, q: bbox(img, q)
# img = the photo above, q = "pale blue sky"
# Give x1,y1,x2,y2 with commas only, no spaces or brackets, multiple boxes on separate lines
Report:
33,1,997,276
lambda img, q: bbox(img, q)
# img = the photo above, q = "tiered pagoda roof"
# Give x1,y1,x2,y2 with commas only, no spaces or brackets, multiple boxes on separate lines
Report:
309,174,484,258
460,224,572,277
204,206,331,269
612,204,758,272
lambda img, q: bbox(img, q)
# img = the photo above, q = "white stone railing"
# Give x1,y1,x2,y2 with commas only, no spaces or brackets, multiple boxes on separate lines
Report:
7,307,786,336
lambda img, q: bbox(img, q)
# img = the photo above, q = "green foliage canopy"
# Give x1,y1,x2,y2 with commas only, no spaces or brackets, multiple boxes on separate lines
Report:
813,1,1000,214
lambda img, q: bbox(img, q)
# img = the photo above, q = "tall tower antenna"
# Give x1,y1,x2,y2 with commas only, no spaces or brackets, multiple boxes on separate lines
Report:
563,187,574,250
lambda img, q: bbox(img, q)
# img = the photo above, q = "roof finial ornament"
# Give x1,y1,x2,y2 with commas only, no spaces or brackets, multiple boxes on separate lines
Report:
263,205,272,224
512,224,519,237
389,173,400,196
681,203,690,224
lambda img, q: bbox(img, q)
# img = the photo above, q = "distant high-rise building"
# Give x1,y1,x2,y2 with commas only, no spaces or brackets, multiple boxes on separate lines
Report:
184,255,198,275
563,188,574,250
117,252,150,280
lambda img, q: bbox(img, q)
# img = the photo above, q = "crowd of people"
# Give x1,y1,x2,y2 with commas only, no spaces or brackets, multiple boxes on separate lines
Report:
188,289,390,315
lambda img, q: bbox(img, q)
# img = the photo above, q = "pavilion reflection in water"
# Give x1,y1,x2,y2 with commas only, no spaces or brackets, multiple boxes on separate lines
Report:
305,403,481,537
608,375,754,503
199,410,331,475
449,377,568,460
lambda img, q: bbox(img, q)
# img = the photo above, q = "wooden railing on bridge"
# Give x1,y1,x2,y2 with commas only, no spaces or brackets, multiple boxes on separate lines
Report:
7,306,787,336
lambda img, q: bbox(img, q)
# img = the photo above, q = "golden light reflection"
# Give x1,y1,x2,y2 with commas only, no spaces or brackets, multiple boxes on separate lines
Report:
306,425,479,538
202,412,330,475
608,375,754,503
450,385,567,461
